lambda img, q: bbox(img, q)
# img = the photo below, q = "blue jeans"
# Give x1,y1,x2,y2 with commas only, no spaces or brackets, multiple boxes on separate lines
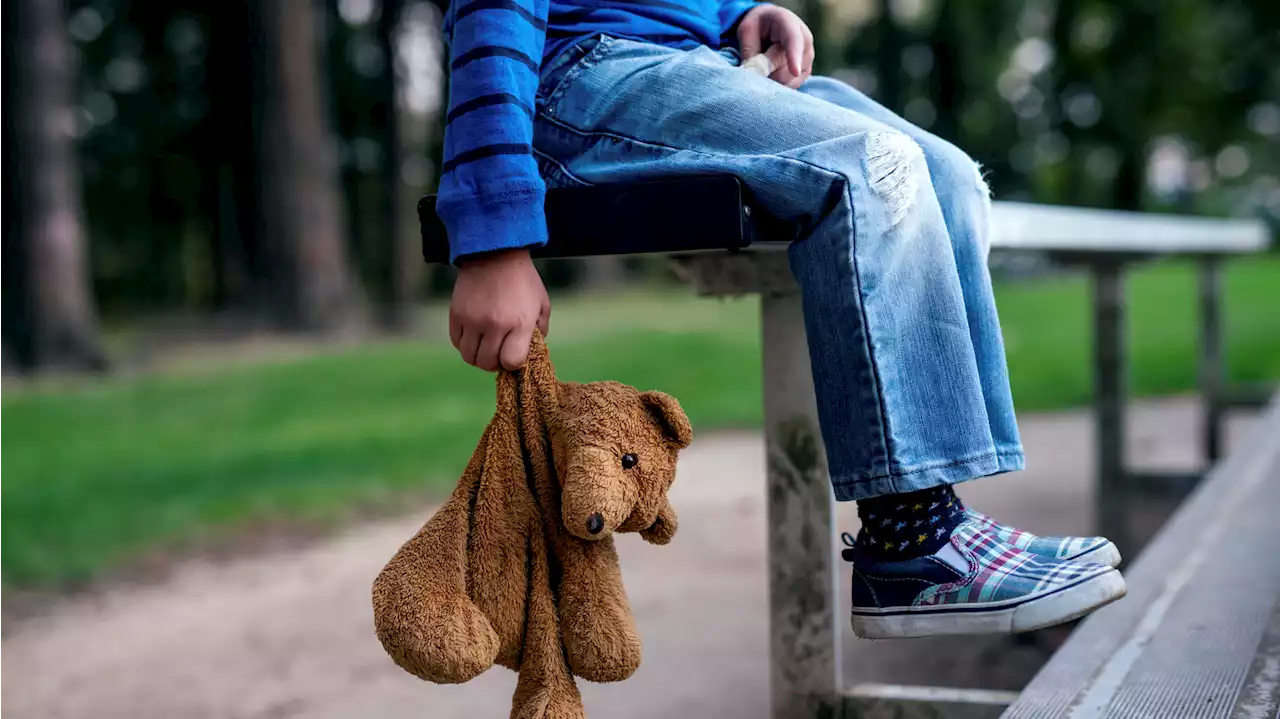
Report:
534,35,1026,501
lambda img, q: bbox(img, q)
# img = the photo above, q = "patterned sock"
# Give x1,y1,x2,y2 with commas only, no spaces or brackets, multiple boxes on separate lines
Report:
854,485,966,561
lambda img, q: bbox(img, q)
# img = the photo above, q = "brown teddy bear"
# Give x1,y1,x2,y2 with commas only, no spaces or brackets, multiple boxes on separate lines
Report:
371,331,692,718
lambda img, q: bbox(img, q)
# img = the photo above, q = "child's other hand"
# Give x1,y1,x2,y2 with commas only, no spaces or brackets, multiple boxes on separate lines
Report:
450,249,551,371
737,4,814,89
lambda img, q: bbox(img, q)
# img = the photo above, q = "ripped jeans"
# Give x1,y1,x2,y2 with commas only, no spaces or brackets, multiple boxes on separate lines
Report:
534,34,1026,501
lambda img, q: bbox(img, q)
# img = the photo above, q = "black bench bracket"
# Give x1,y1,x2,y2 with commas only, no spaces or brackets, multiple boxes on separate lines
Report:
419,175,760,264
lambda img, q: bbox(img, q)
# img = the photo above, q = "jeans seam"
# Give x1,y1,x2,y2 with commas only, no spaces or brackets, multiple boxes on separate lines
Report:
543,35,616,118
535,111,896,475
533,147,594,187
834,448,999,487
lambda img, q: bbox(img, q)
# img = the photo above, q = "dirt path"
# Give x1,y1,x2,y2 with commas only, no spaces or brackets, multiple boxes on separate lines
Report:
2,398,1255,719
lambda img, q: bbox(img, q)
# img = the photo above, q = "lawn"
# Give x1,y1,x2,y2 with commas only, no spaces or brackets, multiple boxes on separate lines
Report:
4,257,1278,588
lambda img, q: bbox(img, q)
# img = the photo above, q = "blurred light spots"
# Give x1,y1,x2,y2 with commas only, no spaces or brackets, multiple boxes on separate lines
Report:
352,137,382,173
1012,37,1053,75
823,0,878,33
1247,103,1280,137
401,2,445,117
1085,147,1119,182
1008,140,1034,174
1034,132,1069,166
339,0,376,26
165,17,205,58
84,91,117,127
348,35,385,78
1146,136,1190,197
902,45,933,79
68,7,105,43
890,0,931,26
401,156,432,187
1013,87,1045,120
105,57,147,93
905,97,936,128
1214,146,1250,179
1188,159,1213,191
961,100,994,136
70,106,94,139
1016,0,1052,37
997,68,1031,103
1074,14,1115,51
833,67,877,97
1062,85,1102,129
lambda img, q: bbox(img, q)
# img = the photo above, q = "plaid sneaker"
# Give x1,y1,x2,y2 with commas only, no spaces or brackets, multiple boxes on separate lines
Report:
844,520,1126,639
964,508,1121,568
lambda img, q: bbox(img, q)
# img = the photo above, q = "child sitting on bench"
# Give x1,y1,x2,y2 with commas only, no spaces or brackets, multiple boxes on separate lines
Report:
439,0,1127,638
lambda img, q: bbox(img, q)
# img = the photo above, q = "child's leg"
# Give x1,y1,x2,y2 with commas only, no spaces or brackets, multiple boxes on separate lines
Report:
538,37,995,499
798,78,1021,467
534,35,1124,636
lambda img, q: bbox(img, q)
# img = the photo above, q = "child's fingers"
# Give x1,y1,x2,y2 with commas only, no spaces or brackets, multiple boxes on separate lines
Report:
737,11,763,59
783,19,805,76
501,325,535,371
475,329,507,372
458,327,481,367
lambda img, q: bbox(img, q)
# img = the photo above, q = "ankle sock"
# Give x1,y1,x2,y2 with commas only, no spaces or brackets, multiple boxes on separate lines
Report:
854,485,966,561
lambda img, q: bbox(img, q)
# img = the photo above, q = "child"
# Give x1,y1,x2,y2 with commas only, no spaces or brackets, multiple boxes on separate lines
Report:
440,0,1127,638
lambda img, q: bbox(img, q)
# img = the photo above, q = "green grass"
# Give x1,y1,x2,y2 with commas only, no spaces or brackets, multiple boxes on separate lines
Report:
4,257,1278,588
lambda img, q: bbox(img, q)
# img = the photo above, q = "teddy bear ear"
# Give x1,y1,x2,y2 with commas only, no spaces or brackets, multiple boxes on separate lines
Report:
640,390,693,449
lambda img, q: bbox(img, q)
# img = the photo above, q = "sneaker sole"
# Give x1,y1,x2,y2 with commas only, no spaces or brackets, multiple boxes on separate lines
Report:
1065,540,1122,569
850,567,1127,639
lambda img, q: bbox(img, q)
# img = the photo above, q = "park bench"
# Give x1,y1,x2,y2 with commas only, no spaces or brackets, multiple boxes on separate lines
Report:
419,174,1273,718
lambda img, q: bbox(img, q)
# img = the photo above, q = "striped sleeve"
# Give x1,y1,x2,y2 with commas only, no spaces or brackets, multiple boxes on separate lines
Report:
437,0,550,265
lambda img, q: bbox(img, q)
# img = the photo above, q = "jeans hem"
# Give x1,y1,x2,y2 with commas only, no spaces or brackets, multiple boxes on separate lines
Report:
831,448,1025,502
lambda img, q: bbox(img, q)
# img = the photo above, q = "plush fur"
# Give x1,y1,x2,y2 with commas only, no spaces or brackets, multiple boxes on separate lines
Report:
372,331,692,718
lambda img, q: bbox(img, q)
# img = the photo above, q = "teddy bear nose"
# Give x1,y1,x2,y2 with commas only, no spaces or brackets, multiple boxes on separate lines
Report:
586,513,605,535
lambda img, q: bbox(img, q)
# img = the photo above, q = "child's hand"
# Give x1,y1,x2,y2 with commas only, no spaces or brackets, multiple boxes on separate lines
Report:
450,249,551,371
737,4,814,89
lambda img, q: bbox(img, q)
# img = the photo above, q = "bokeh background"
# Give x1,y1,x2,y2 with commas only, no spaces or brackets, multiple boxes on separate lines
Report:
2,0,1278,717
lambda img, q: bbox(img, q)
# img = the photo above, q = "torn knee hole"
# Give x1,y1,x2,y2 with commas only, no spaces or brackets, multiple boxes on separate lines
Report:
866,132,927,225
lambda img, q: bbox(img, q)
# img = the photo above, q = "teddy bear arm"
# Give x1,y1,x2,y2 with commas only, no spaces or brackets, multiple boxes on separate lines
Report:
554,537,643,683
639,498,678,545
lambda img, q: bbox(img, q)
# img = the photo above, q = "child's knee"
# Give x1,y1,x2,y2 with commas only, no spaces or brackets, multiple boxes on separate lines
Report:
862,131,930,227
924,138,990,203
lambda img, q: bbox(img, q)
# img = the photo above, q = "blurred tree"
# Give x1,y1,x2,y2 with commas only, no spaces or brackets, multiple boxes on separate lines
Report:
249,0,362,331
374,0,420,328
2,0,107,372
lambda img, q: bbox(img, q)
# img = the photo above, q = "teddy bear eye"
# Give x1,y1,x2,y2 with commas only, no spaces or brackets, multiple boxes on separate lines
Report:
621,453,638,470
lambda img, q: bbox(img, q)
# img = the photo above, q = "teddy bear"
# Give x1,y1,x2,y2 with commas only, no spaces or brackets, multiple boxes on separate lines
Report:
371,331,692,718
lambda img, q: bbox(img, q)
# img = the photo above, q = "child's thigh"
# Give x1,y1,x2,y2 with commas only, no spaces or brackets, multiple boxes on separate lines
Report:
535,36,897,170
798,76,983,191
533,36,936,222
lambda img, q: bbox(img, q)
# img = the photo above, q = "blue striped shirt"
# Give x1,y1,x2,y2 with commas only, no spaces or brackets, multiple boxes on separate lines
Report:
437,0,760,263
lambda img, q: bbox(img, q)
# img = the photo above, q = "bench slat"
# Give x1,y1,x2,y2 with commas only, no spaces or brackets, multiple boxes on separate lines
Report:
1003,393,1280,719
418,177,1270,263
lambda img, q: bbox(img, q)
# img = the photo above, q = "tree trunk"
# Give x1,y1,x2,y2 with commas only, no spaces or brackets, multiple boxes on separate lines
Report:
249,0,361,332
2,0,107,372
374,0,420,330
207,0,265,315
873,0,906,113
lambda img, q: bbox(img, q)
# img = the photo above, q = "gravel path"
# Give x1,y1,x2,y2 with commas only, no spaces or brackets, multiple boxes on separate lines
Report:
3,397,1255,719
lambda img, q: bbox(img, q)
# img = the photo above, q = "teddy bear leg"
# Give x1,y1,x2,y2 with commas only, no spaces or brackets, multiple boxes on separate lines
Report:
372,483,500,684
511,668,586,719
556,538,644,683
511,530,587,719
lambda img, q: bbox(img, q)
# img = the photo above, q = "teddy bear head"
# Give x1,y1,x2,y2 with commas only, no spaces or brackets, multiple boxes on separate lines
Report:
550,380,692,542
